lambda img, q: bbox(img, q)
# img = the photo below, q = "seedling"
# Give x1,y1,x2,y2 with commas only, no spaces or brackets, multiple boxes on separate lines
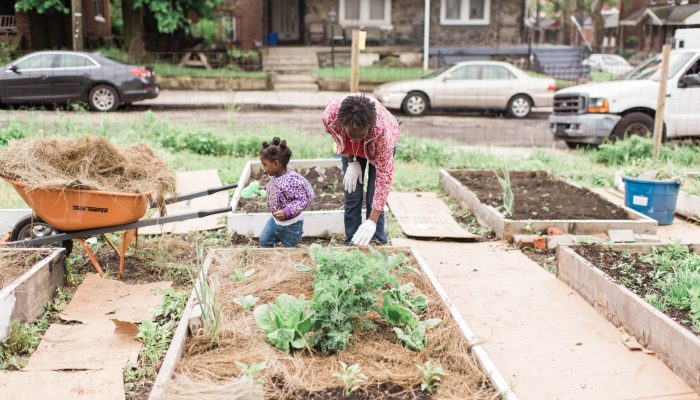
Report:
494,166,514,217
234,295,260,311
235,360,267,384
241,181,267,199
332,361,367,397
229,268,256,282
417,360,446,393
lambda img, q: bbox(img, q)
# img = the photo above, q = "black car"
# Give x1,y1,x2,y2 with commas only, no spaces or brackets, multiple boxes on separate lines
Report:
0,51,159,111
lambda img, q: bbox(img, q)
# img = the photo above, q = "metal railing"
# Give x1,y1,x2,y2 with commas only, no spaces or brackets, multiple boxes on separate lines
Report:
0,15,16,33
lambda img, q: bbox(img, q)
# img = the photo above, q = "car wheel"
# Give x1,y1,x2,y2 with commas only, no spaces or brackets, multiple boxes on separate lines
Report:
401,92,428,116
507,95,532,118
89,84,119,112
612,112,656,140
10,214,73,255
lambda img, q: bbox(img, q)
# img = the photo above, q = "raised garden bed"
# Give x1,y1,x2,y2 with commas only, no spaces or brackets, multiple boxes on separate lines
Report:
0,248,65,340
557,244,700,392
148,246,514,399
441,169,657,240
228,159,346,238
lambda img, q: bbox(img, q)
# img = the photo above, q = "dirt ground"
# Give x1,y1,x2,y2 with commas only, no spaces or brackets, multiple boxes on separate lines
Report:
453,170,630,220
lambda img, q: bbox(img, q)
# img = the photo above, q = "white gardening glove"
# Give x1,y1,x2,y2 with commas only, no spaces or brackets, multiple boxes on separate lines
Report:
343,161,362,193
351,220,376,246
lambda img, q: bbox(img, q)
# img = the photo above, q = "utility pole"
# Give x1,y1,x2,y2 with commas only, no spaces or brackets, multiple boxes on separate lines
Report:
72,0,84,51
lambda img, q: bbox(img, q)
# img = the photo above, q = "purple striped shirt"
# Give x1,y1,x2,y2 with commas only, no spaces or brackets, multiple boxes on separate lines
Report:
266,170,314,220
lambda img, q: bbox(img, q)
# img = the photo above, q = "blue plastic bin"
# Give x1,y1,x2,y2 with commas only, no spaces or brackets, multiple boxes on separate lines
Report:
623,176,680,225
268,32,279,46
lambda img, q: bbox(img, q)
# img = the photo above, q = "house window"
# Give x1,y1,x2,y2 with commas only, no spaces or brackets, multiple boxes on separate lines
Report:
339,0,391,28
93,0,104,17
440,0,490,25
221,15,238,43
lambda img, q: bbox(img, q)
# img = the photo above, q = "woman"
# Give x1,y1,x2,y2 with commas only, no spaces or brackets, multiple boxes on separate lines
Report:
322,94,401,246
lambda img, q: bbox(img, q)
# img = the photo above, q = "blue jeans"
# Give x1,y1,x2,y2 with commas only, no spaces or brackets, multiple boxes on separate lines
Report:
341,156,387,245
259,217,304,248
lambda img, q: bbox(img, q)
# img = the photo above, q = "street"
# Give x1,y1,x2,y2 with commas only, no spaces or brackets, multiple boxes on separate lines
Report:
0,107,561,149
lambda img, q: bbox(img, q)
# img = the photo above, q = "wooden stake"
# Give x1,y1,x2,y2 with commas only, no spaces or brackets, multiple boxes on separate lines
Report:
71,0,83,51
350,29,361,93
653,44,671,157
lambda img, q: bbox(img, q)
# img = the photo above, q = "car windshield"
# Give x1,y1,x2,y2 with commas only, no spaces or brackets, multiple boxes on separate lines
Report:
601,55,629,66
423,66,450,79
627,52,694,81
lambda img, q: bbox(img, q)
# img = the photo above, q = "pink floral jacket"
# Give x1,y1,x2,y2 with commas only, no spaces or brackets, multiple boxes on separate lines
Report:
322,95,401,212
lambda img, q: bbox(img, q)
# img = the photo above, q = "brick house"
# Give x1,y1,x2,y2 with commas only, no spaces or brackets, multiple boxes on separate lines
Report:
621,1,700,53
227,0,525,53
1,0,112,52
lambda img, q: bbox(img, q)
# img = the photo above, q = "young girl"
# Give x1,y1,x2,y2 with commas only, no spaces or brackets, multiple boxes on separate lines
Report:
258,137,314,248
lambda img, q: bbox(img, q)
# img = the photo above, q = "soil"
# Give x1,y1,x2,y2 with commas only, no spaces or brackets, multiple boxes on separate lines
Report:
574,246,698,336
286,382,431,399
238,166,345,213
0,250,47,288
452,170,630,221
521,248,557,273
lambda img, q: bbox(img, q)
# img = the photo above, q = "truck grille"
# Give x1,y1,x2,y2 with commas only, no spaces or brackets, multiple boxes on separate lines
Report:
554,94,585,115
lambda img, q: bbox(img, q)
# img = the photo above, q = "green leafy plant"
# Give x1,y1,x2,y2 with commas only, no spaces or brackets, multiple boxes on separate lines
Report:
309,246,402,354
0,320,41,369
229,268,256,282
332,361,367,397
417,360,446,393
0,124,25,147
254,294,314,353
234,295,260,311
235,360,267,383
393,318,442,352
382,283,428,314
494,166,514,217
241,181,267,199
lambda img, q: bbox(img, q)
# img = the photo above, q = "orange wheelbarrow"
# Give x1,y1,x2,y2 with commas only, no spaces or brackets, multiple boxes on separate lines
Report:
2,176,236,277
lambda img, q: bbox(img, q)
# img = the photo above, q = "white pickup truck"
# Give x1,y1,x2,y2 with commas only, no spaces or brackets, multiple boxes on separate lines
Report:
549,49,700,148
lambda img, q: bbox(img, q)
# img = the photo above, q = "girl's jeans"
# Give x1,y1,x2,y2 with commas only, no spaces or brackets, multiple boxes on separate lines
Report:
341,156,388,245
259,217,304,248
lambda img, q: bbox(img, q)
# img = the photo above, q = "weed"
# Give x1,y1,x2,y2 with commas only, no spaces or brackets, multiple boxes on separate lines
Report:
229,268,256,282
494,167,514,217
0,321,41,369
332,361,367,397
0,123,24,147
234,295,260,311
417,360,447,393
235,360,267,384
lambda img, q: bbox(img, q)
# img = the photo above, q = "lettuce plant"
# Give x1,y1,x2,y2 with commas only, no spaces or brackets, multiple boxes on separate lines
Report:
254,294,314,353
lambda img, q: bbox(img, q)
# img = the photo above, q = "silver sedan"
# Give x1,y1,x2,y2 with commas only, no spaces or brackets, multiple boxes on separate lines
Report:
373,61,555,118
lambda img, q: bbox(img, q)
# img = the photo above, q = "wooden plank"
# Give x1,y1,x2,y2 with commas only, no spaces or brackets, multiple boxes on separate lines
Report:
557,245,700,392
387,192,479,239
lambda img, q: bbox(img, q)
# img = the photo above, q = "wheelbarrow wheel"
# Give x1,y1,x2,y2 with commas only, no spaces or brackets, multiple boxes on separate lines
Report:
10,214,73,256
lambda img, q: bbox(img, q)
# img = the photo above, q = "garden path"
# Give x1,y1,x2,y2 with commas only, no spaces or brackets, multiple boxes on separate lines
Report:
392,238,699,400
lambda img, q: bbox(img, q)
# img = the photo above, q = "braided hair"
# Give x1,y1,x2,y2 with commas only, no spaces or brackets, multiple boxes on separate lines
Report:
260,137,292,167
337,94,377,140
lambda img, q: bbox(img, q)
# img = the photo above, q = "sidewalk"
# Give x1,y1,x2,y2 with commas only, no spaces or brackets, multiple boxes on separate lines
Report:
393,238,699,400
137,90,346,110
137,90,554,113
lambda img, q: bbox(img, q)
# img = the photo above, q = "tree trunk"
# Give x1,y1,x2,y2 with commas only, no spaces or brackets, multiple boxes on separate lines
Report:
590,0,605,52
560,0,574,45
122,0,145,63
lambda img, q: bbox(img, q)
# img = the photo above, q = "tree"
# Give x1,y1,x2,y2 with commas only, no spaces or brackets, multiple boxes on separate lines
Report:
123,0,223,62
590,0,605,52
14,0,69,14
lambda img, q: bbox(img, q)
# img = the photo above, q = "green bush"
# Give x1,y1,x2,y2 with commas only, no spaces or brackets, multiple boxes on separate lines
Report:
593,136,700,167
396,137,452,166
0,124,25,146
160,129,231,156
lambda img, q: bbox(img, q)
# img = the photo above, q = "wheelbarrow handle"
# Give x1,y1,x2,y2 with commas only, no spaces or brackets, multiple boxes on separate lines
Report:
156,183,238,207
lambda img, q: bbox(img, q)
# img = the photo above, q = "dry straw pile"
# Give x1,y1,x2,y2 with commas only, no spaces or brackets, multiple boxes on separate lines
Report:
0,249,47,288
173,248,498,400
0,136,176,209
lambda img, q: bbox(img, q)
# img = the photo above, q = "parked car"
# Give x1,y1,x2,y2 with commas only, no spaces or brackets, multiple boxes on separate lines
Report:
549,49,700,148
0,51,159,111
372,61,556,118
582,54,634,77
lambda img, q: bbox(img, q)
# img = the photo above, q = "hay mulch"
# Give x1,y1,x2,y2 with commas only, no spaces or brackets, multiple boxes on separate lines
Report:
173,248,499,400
0,249,48,288
0,136,176,210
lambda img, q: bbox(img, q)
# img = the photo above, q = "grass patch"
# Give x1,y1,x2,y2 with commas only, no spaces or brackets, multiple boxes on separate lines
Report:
152,62,267,79
314,66,426,83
